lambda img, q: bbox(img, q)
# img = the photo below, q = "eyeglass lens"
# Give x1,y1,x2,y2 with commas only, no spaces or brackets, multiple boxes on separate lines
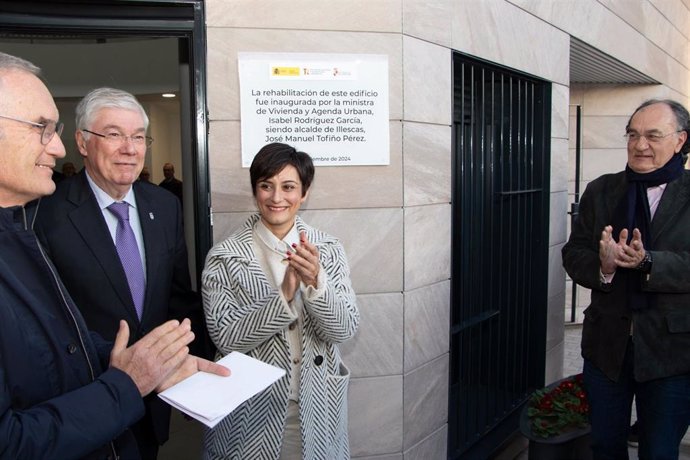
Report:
110,133,153,147
41,121,64,145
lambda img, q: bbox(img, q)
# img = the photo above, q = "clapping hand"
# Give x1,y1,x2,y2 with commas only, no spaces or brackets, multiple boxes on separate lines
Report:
281,231,320,302
599,225,646,274
110,319,230,396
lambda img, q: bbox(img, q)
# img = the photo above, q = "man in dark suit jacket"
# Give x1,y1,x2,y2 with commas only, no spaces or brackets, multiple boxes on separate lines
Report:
563,99,690,459
35,87,209,460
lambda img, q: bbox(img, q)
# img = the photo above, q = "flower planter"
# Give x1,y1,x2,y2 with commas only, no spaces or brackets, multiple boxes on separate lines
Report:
524,430,592,460
520,374,592,460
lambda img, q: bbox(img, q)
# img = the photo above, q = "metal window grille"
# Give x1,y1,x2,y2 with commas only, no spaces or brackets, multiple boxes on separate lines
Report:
448,52,551,458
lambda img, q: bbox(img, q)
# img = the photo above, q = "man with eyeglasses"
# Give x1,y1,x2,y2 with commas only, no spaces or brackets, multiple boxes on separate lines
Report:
0,52,229,460
34,87,212,459
563,99,690,459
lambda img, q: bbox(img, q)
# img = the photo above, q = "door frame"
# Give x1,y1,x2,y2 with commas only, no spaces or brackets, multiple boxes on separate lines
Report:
0,0,212,281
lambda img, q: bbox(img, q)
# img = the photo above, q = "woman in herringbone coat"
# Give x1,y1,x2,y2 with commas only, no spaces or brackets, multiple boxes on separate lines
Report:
201,143,359,460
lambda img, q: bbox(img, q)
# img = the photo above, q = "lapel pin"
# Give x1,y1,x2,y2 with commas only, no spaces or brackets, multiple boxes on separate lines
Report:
149,212,154,220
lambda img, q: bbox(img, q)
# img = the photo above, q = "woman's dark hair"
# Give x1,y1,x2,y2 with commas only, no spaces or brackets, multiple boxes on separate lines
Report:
627,99,690,156
250,143,314,197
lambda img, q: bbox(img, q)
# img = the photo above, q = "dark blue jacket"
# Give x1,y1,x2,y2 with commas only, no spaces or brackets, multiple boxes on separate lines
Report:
0,205,144,459
34,172,212,449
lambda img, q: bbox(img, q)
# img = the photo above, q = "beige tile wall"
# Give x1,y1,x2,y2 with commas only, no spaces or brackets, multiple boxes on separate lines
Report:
510,0,689,95
452,0,570,85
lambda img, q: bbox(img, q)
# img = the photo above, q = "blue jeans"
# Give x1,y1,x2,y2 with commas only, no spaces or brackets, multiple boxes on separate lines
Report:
636,373,690,460
584,338,690,460
584,345,635,460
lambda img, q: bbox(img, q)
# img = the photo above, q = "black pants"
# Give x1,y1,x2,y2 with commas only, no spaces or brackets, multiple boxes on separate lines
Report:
130,416,160,460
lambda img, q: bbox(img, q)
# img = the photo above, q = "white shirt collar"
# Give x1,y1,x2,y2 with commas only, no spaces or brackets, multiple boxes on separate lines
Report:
85,169,137,210
253,218,300,255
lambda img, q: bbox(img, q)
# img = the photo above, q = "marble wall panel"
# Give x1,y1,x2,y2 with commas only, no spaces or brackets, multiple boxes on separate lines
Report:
301,207,404,294
552,83,570,140
509,0,688,95
452,0,570,85
305,121,403,210
580,148,627,181
206,30,239,120
546,289,566,354
207,28,403,122
206,0,402,33
548,243,566,302
403,122,451,207
402,36,452,126
551,137,569,195
207,121,252,213
549,191,568,248
211,208,404,294
340,292,404,377
403,425,447,460
208,120,403,212
565,280,591,325
404,280,450,373
210,211,254,244
403,203,451,291
598,0,688,68
544,340,565,386
566,167,575,198
402,0,452,48
568,119,576,151
582,116,629,149
403,354,449,450
349,375,404,457
570,86,585,106
648,0,690,36
579,84,680,116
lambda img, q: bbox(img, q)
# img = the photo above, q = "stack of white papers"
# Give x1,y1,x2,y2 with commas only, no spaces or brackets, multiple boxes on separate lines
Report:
158,351,286,428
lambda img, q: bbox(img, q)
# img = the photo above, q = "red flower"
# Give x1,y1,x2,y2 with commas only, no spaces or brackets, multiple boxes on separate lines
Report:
527,373,590,439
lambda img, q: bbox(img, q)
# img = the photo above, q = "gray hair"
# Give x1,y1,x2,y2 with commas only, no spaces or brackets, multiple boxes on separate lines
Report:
0,51,41,77
627,98,690,156
75,87,149,133
0,53,43,136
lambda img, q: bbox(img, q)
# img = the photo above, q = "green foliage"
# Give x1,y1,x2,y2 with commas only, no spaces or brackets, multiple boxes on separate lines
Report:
527,373,590,438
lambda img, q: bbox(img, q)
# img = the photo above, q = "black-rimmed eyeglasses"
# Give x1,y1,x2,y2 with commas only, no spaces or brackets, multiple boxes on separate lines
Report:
0,114,64,145
82,129,154,147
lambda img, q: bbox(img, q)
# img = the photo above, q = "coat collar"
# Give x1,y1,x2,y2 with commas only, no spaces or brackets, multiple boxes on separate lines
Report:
0,205,30,231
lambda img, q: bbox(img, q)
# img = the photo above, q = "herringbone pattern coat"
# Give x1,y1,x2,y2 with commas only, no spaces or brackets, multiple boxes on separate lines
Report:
202,214,359,460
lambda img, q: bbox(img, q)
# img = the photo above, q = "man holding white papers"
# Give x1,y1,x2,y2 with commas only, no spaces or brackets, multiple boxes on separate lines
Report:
159,351,286,428
202,143,359,459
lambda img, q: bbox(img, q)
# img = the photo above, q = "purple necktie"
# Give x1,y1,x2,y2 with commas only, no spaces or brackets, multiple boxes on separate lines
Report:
107,202,145,319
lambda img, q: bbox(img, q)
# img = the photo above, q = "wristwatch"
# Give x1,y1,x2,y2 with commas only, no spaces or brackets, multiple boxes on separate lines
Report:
636,251,653,273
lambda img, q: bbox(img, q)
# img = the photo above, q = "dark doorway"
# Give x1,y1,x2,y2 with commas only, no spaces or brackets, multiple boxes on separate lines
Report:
448,52,551,459
0,0,211,285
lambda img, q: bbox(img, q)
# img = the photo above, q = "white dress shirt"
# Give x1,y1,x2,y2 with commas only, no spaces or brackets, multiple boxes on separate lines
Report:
85,170,147,281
